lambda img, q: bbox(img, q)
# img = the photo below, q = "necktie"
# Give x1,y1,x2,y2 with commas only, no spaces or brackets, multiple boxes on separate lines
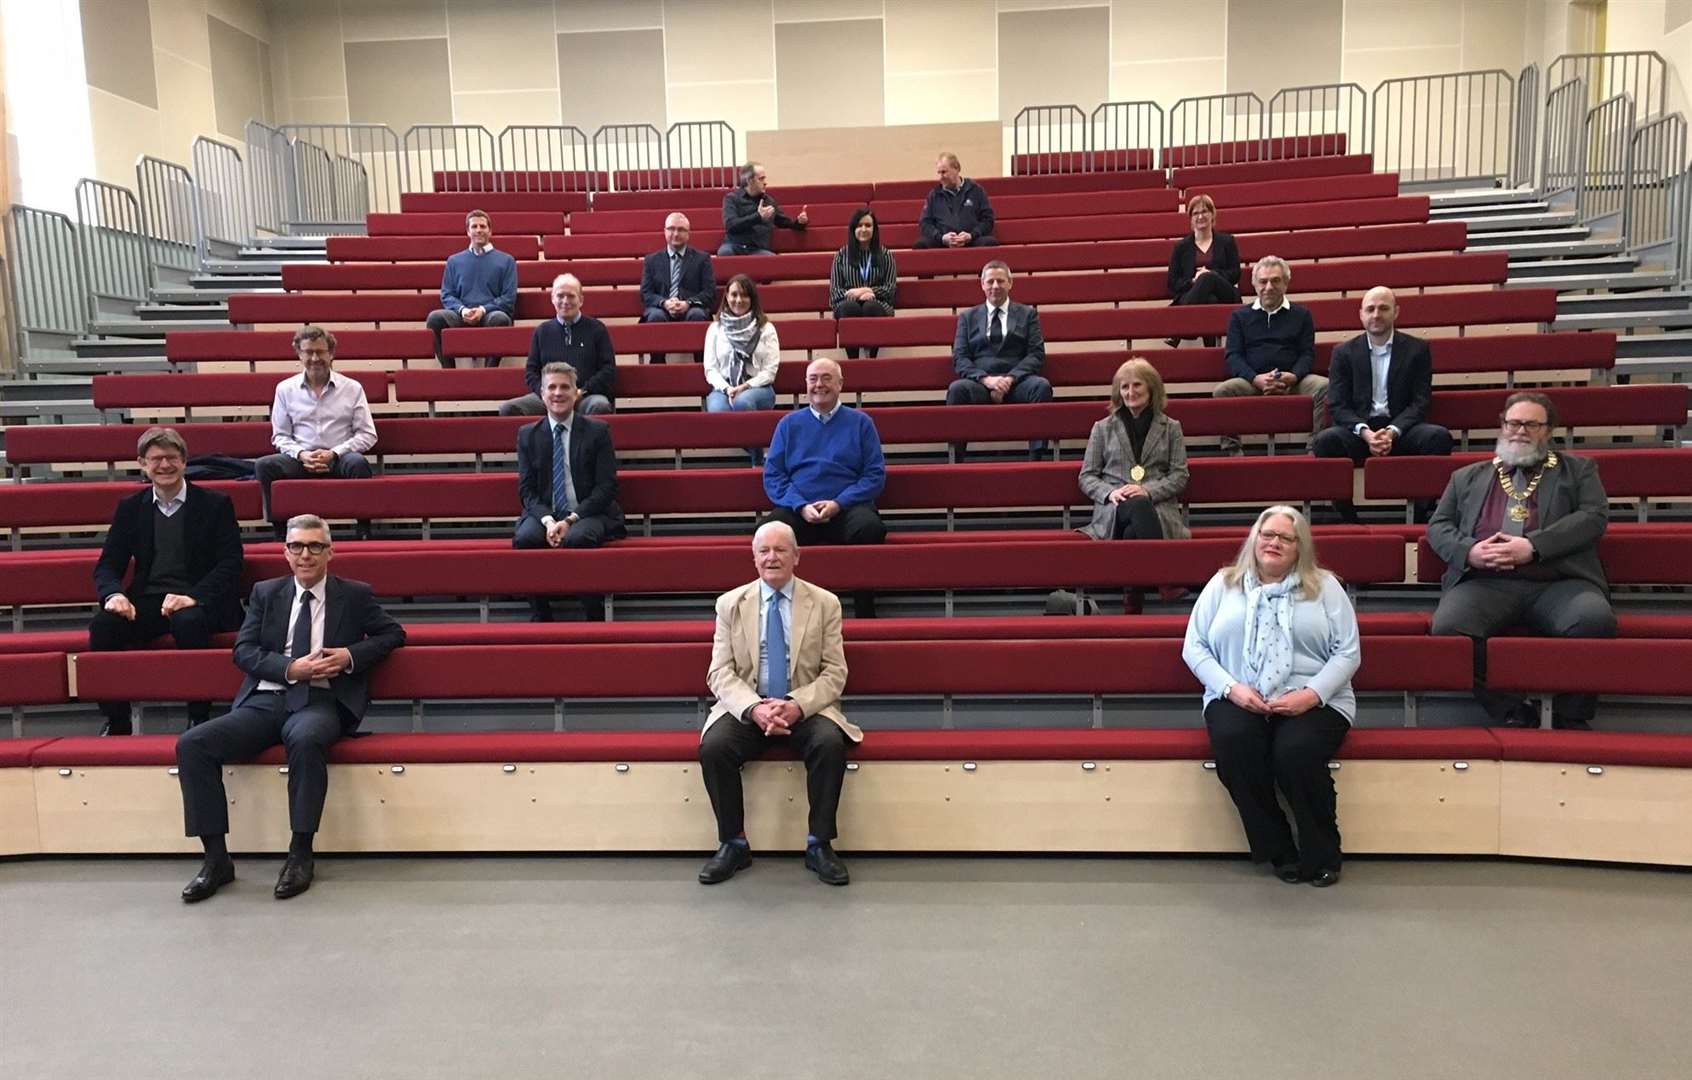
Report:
765,591,788,699
989,307,1004,347
669,253,681,300
552,423,570,516
563,320,573,347
286,590,313,709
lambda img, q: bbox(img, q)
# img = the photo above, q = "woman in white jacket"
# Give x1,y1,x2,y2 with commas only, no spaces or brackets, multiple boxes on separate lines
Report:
703,274,779,412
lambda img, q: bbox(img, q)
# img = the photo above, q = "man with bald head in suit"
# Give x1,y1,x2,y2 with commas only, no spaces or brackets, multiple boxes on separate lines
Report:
696,520,858,887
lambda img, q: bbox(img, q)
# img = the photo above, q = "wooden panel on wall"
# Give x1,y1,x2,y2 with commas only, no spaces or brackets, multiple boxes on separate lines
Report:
747,121,1004,185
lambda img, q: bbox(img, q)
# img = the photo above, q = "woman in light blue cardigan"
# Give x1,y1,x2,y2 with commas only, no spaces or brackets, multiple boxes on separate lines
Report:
1182,505,1361,887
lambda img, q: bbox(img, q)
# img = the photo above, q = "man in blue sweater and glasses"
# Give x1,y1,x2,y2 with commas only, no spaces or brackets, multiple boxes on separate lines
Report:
762,358,887,618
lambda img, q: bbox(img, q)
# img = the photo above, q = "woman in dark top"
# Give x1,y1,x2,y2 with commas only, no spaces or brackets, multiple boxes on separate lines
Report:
1165,194,1241,348
829,208,898,359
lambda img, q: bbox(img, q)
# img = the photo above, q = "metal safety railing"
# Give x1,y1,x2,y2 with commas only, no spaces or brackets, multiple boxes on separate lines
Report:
245,120,291,235
1629,113,1687,270
1267,83,1367,159
403,124,498,194
1581,94,1636,237
333,156,371,220
1541,78,1587,210
277,123,404,224
1372,69,1519,187
1011,105,1090,175
593,124,665,189
497,125,595,191
191,136,251,256
74,179,152,318
4,206,89,357
1166,93,1265,167
1511,63,1540,187
135,156,201,272
1548,51,1667,120
666,121,738,188
1091,101,1163,172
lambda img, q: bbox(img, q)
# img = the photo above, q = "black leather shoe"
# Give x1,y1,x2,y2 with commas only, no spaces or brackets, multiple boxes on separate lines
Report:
698,842,751,884
181,858,235,903
1272,862,1305,884
273,855,314,899
1497,705,1539,729
804,843,850,886
1310,867,1342,888
1553,717,1593,731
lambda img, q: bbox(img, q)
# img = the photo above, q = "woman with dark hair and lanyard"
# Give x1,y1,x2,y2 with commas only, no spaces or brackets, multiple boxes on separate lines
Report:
1164,193,1241,348
1182,505,1361,887
703,274,780,413
829,208,898,359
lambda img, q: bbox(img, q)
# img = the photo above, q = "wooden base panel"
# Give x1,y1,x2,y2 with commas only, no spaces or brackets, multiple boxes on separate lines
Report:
0,770,40,855
1500,761,1692,866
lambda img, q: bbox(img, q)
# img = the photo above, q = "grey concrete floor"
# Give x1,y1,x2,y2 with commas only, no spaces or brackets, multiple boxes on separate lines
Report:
2,855,1690,1080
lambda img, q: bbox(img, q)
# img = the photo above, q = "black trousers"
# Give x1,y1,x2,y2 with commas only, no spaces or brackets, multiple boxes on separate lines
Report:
1111,496,1163,540
913,235,999,249
176,687,345,837
1313,418,1453,521
88,596,218,729
1431,576,1616,725
1205,698,1350,876
764,504,886,619
513,512,619,621
1172,274,1240,306
834,299,893,358
254,451,374,529
699,715,850,843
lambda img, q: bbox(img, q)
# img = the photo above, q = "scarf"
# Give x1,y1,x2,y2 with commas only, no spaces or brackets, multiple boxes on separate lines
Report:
1240,569,1299,700
718,309,760,383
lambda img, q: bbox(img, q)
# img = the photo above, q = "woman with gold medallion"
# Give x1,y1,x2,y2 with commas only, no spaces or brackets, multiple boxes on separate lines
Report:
1078,358,1190,542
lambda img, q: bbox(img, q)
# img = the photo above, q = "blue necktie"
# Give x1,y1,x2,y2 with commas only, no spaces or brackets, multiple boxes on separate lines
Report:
551,423,570,515
669,253,681,299
765,591,788,699
286,590,313,709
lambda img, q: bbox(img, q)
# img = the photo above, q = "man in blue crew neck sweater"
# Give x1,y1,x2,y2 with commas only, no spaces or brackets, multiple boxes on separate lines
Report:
762,358,886,618
425,209,517,369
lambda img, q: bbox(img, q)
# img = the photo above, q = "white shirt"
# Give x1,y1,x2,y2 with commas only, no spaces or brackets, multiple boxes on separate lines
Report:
756,578,795,698
539,415,579,526
808,401,842,423
468,242,493,256
270,372,377,459
1363,335,1397,434
257,578,332,690
151,484,186,517
1251,297,1289,322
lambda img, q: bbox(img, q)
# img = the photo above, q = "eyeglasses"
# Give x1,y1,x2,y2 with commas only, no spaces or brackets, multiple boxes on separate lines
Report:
285,541,330,555
1258,530,1298,546
1500,419,1549,433
142,454,183,466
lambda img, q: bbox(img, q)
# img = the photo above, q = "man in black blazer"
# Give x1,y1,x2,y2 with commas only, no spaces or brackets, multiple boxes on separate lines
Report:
1313,287,1454,522
639,212,714,359
946,260,1053,456
90,427,244,734
175,513,405,902
514,361,627,622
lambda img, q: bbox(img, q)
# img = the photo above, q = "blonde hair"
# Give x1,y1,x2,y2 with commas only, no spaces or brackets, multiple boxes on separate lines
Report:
1220,505,1327,600
1108,357,1166,416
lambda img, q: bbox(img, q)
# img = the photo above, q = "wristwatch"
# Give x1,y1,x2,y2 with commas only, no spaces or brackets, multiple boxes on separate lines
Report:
565,513,579,526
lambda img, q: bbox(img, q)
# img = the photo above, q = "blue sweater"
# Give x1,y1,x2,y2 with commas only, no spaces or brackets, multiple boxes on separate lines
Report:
440,247,518,315
1224,302,1316,382
763,406,886,509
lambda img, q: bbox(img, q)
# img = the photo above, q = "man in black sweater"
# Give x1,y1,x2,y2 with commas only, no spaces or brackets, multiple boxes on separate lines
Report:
719,162,808,256
917,153,998,248
1215,255,1328,454
498,273,618,417
90,427,244,734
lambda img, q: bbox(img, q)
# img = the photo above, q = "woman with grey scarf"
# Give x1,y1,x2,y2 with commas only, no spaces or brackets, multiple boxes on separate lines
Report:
704,274,780,413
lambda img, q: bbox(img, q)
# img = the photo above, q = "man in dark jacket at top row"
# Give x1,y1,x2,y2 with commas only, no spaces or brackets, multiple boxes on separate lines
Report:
918,153,998,249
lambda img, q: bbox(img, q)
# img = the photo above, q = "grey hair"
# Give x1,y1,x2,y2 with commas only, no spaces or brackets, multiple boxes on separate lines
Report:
551,272,581,291
738,161,762,187
285,514,332,541
980,259,1011,281
540,361,578,383
753,520,798,549
1252,255,1291,284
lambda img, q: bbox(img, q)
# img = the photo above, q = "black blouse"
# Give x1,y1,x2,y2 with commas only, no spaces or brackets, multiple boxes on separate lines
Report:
1166,231,1241,297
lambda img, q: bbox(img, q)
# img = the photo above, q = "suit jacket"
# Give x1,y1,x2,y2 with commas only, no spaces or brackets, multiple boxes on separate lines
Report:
1077,411,1192,540
639,246,715,311
1327,331,1433,433
516,413,626,529
1166,231,1241,297
232,574,406,727
952,301,1045,382
1426,452,1609,592
705,576,859,742
93,483,244,631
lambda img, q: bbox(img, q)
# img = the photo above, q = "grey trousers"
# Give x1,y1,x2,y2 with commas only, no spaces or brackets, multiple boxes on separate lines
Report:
1212,374,1328,453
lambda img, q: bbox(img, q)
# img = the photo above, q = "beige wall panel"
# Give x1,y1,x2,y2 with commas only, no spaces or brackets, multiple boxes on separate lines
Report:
209,15,267,139
155,50,219,156
1342,0,1461,50
558,29,667,133
340,0,449,41
452,89,561,129
276,0,347,101
998,7,1108,120
82,0,160,108
1459,0,1529,73
885,0,995,73
205,0,271,40
287,95,352,124
448,0,558,92
259,41,276,121
553,0,664,32
1671,0,1692,33
1110,59,1226,106
1110,0,1227,63
1344,45,1464,88
668,79,777,139
148,0,213,67
90,85,168,189
749,120,1001,183
1230,0,1341,99
885,70,999,125
775,18,883,130
998,0,1108,10
665,0,776,84
344,39,454,130
775,0,881,20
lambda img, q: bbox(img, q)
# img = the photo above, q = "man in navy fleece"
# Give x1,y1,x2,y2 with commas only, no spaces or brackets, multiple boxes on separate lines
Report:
762,358,886,618
425,209,518,369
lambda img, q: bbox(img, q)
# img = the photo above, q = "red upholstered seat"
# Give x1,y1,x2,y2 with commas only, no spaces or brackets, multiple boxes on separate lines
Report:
1486,638,1692,695
1424,384,1687,433
0,653,71,705
6,421,274,467
366,211,567,236
1189,172,1398,208
1161,134,1348,168
92,371,388,411
1490,729,1692,768
327,235,543,261
1010,149,1156,175
0,738,56,767
873,172,1170,199
1418,534,1692,585
399,191,591,214
1374,448,1692,502
431,169,606,191
0,480,262,530
1173,154,1373,189
166,328,434,363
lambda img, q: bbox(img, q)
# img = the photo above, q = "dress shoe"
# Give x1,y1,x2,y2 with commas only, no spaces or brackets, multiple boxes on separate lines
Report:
1553,717,1593,731
273,855,315,899
1272,861,1305,884
698,842,751,884
98,718,132,736
181,858,235,903
1497,704,1540,729
804,842,850,886
1163,336,1181,349
1310,866,1342,888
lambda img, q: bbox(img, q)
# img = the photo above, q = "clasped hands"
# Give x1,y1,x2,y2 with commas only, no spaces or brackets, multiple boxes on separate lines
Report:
982,374,1015,403
1107,483,1148,504
299,448,338,473
1361,426,1396,456
942,231,972,248
104,593,198,620
460,305,487,325
661,297,691,316
1227,682,1321,716
800,499,841,524
1251,370,1299,395
285,647,353,683
1467,531,1535,571
751,697,802,735
544,517,576,547
846,286,876,302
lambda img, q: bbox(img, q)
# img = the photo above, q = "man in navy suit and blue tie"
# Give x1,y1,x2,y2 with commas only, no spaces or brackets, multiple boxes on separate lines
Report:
175,514,405,903
513,362,626,622
946,260,1054,455
639,213,714,363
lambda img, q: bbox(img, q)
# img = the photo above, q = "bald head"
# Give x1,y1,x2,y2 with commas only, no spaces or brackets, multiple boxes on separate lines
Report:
752,520,799,588
1360,286,1398,342
664,213,691,251
804,358,843,414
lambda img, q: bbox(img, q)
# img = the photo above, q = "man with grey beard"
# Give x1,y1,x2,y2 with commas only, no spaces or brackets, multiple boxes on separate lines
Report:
1427,392,1615,729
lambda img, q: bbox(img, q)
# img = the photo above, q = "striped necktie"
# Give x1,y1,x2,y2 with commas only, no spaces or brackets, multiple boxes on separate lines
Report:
551,423,570,515
669,253,681,300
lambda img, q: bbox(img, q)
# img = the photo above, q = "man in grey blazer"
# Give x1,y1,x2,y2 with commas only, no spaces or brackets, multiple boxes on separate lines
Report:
1427,392,1615,729
947,260,1053,455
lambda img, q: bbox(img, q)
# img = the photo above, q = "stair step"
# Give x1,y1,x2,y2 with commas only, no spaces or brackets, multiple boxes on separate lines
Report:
252,236,330,251
202,259,298,275
1467,238,1624,258
0,399,98,421
1430,201,1553,220
72,338,171,360
190,274,283,290
1551,309,1692,331
87,319,231,338
1506,255,1640,277
24,357,173,376
1454,211,1582,231
1505,270,1681,292
135,303,230,320
1615,331,1692,356
1427,186,1543,208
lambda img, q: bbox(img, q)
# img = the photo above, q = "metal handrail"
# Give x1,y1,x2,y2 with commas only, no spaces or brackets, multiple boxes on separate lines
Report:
1580,94,1635,237
1090,101,1163,173
192,136,252,253
74,179,152,320
1511,63,1541,187
1266,83,1367,159
666,121,737,189
277,123,403,220
4,205,89,356
1541,78,1587,211
1371,69,1517,187
1628,113,1686,270
496,125,596,191
135,156,201,271
1166,93,1264,168
1011,105,1089,175
593,124,664,190
402,124,498,193
1548,51,1666,119
245,120,291,234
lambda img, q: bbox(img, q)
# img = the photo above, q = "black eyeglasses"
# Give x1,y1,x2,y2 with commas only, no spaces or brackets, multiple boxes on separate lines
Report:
1500,419,1549,433
285,541,330,555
